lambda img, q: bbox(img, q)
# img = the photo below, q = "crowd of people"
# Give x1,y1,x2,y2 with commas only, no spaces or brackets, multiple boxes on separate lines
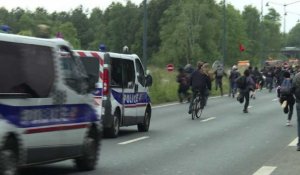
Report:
176,61,300,151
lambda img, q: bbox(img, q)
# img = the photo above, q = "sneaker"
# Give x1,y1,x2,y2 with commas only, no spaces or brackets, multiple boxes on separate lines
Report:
286,120,291,126
297,146,300,151
281,100,287,108
188,110,191,114
243,109,248,113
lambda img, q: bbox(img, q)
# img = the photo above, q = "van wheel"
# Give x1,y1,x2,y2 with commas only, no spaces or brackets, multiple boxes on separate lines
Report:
0,138,18,175
138,109,151,132
104,115,120,138
75,131,100,171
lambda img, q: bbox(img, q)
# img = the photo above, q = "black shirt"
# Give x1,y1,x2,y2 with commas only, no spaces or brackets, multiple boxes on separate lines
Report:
190,70,211,92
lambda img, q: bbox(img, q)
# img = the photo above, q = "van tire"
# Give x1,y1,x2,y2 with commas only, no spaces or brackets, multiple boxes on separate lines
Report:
138,109,151,132
104,114,120,138
0,137,18,175
75,128,100,171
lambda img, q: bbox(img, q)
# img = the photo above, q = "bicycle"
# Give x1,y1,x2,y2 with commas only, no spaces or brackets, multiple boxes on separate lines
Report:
191,91,205,120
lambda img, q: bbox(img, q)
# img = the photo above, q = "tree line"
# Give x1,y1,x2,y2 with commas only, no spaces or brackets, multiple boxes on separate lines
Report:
1,0,300,68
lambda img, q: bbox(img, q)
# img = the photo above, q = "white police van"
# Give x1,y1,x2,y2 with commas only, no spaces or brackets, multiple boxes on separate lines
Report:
0,33,102,174
74,50,152,138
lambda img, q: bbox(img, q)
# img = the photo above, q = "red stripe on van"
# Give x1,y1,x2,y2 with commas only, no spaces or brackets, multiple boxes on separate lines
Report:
24,123,88,134
77,51,87,58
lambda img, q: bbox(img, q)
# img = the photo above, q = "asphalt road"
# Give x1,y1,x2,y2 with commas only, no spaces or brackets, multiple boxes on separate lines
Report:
21,89,299,175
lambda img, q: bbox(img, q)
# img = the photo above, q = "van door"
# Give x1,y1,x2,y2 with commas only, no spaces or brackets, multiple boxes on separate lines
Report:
134,59,148,123
58,47,98,157
110,58,137,125
121,59,137,125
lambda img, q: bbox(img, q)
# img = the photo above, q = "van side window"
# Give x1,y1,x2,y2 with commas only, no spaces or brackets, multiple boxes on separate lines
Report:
111,58,123,87
123,60,135,88
60,47,89,94
79,56,99,90
135,59,146,86
0,41,54,98
110,58,135,88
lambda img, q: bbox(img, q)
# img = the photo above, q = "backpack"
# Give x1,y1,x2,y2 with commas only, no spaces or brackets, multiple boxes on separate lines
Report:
236,76,247,89
216,67,224,77
280,78,292,95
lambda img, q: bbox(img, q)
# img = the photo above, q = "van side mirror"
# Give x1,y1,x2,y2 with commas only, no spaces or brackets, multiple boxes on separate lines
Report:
145,74,153,87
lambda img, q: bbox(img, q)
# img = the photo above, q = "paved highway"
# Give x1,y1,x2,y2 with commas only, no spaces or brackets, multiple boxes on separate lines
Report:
21,90,299,175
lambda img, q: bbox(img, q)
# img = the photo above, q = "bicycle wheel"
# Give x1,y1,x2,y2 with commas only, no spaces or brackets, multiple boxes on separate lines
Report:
195,96,203,118
192,96,201,120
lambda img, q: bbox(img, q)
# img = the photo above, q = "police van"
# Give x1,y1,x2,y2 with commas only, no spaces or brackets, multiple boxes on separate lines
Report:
0,33,102,174
74,50,152,138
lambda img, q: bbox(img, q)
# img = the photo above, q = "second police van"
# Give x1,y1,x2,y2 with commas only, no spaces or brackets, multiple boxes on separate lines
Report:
0,33,102,174
74,49,152,138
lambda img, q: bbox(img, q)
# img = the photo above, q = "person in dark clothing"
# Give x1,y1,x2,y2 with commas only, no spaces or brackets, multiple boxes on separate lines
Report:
264,67,275,92
176,67,190,103
279,71,295,126
214,65,226,96
292,71,300,151
236,69,255,113
188,61,211,114
228,65,240,98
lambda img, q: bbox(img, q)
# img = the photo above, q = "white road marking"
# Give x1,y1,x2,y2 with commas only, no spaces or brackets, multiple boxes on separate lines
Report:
289,137,298,146
118,136,149,145
253,166,277,175
153,103,179,109
201,117,216,122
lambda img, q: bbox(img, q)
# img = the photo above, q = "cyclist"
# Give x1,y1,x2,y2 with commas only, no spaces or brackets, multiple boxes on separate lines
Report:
188,61,211,114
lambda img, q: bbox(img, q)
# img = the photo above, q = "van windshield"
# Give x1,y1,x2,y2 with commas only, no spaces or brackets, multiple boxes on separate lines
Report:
0,41,55,98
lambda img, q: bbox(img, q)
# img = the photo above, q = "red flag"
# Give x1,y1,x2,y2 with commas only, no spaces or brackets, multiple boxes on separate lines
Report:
239,43,245,52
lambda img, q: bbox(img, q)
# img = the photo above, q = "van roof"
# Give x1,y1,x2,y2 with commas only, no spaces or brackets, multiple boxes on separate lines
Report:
0,33,70,48
74,50,139,60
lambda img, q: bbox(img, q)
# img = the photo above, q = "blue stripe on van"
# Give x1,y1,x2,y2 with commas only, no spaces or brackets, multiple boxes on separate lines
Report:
0,104,98,128
93,88,102,96
111,90,150,105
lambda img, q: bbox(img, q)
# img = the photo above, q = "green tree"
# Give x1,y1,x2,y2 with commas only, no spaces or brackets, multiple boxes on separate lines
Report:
262,8,281,59
287,23,300,47
242,5,261,64
156,0,220,66
58,22,81,49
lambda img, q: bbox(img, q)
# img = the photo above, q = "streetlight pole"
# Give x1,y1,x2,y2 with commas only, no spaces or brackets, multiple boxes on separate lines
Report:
260,0,264,67
266,0,300,34
143,0,148,69
222,0,227,66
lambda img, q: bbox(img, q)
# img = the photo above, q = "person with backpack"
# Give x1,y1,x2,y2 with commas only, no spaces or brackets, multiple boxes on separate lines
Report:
292,71,300,151
176,67,190,103
228,65,240,98
214,65,226,96
279,71,295,126
236,69,255,113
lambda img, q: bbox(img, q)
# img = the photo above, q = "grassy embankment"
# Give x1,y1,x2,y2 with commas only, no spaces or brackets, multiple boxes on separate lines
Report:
148,66,230,105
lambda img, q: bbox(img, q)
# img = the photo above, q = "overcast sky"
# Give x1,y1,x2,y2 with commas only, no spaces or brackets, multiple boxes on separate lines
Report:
1,0,300,32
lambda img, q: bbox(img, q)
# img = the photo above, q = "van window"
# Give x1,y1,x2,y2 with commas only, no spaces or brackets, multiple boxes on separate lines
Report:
135,59,146,86
123,59,135,88
80,57,100,84
110,58,135,88
110,58,123,87
60,47,89,94
0,41,54,98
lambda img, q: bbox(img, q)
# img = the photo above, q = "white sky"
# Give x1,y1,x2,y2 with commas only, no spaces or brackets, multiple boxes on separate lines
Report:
1,0,300,32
